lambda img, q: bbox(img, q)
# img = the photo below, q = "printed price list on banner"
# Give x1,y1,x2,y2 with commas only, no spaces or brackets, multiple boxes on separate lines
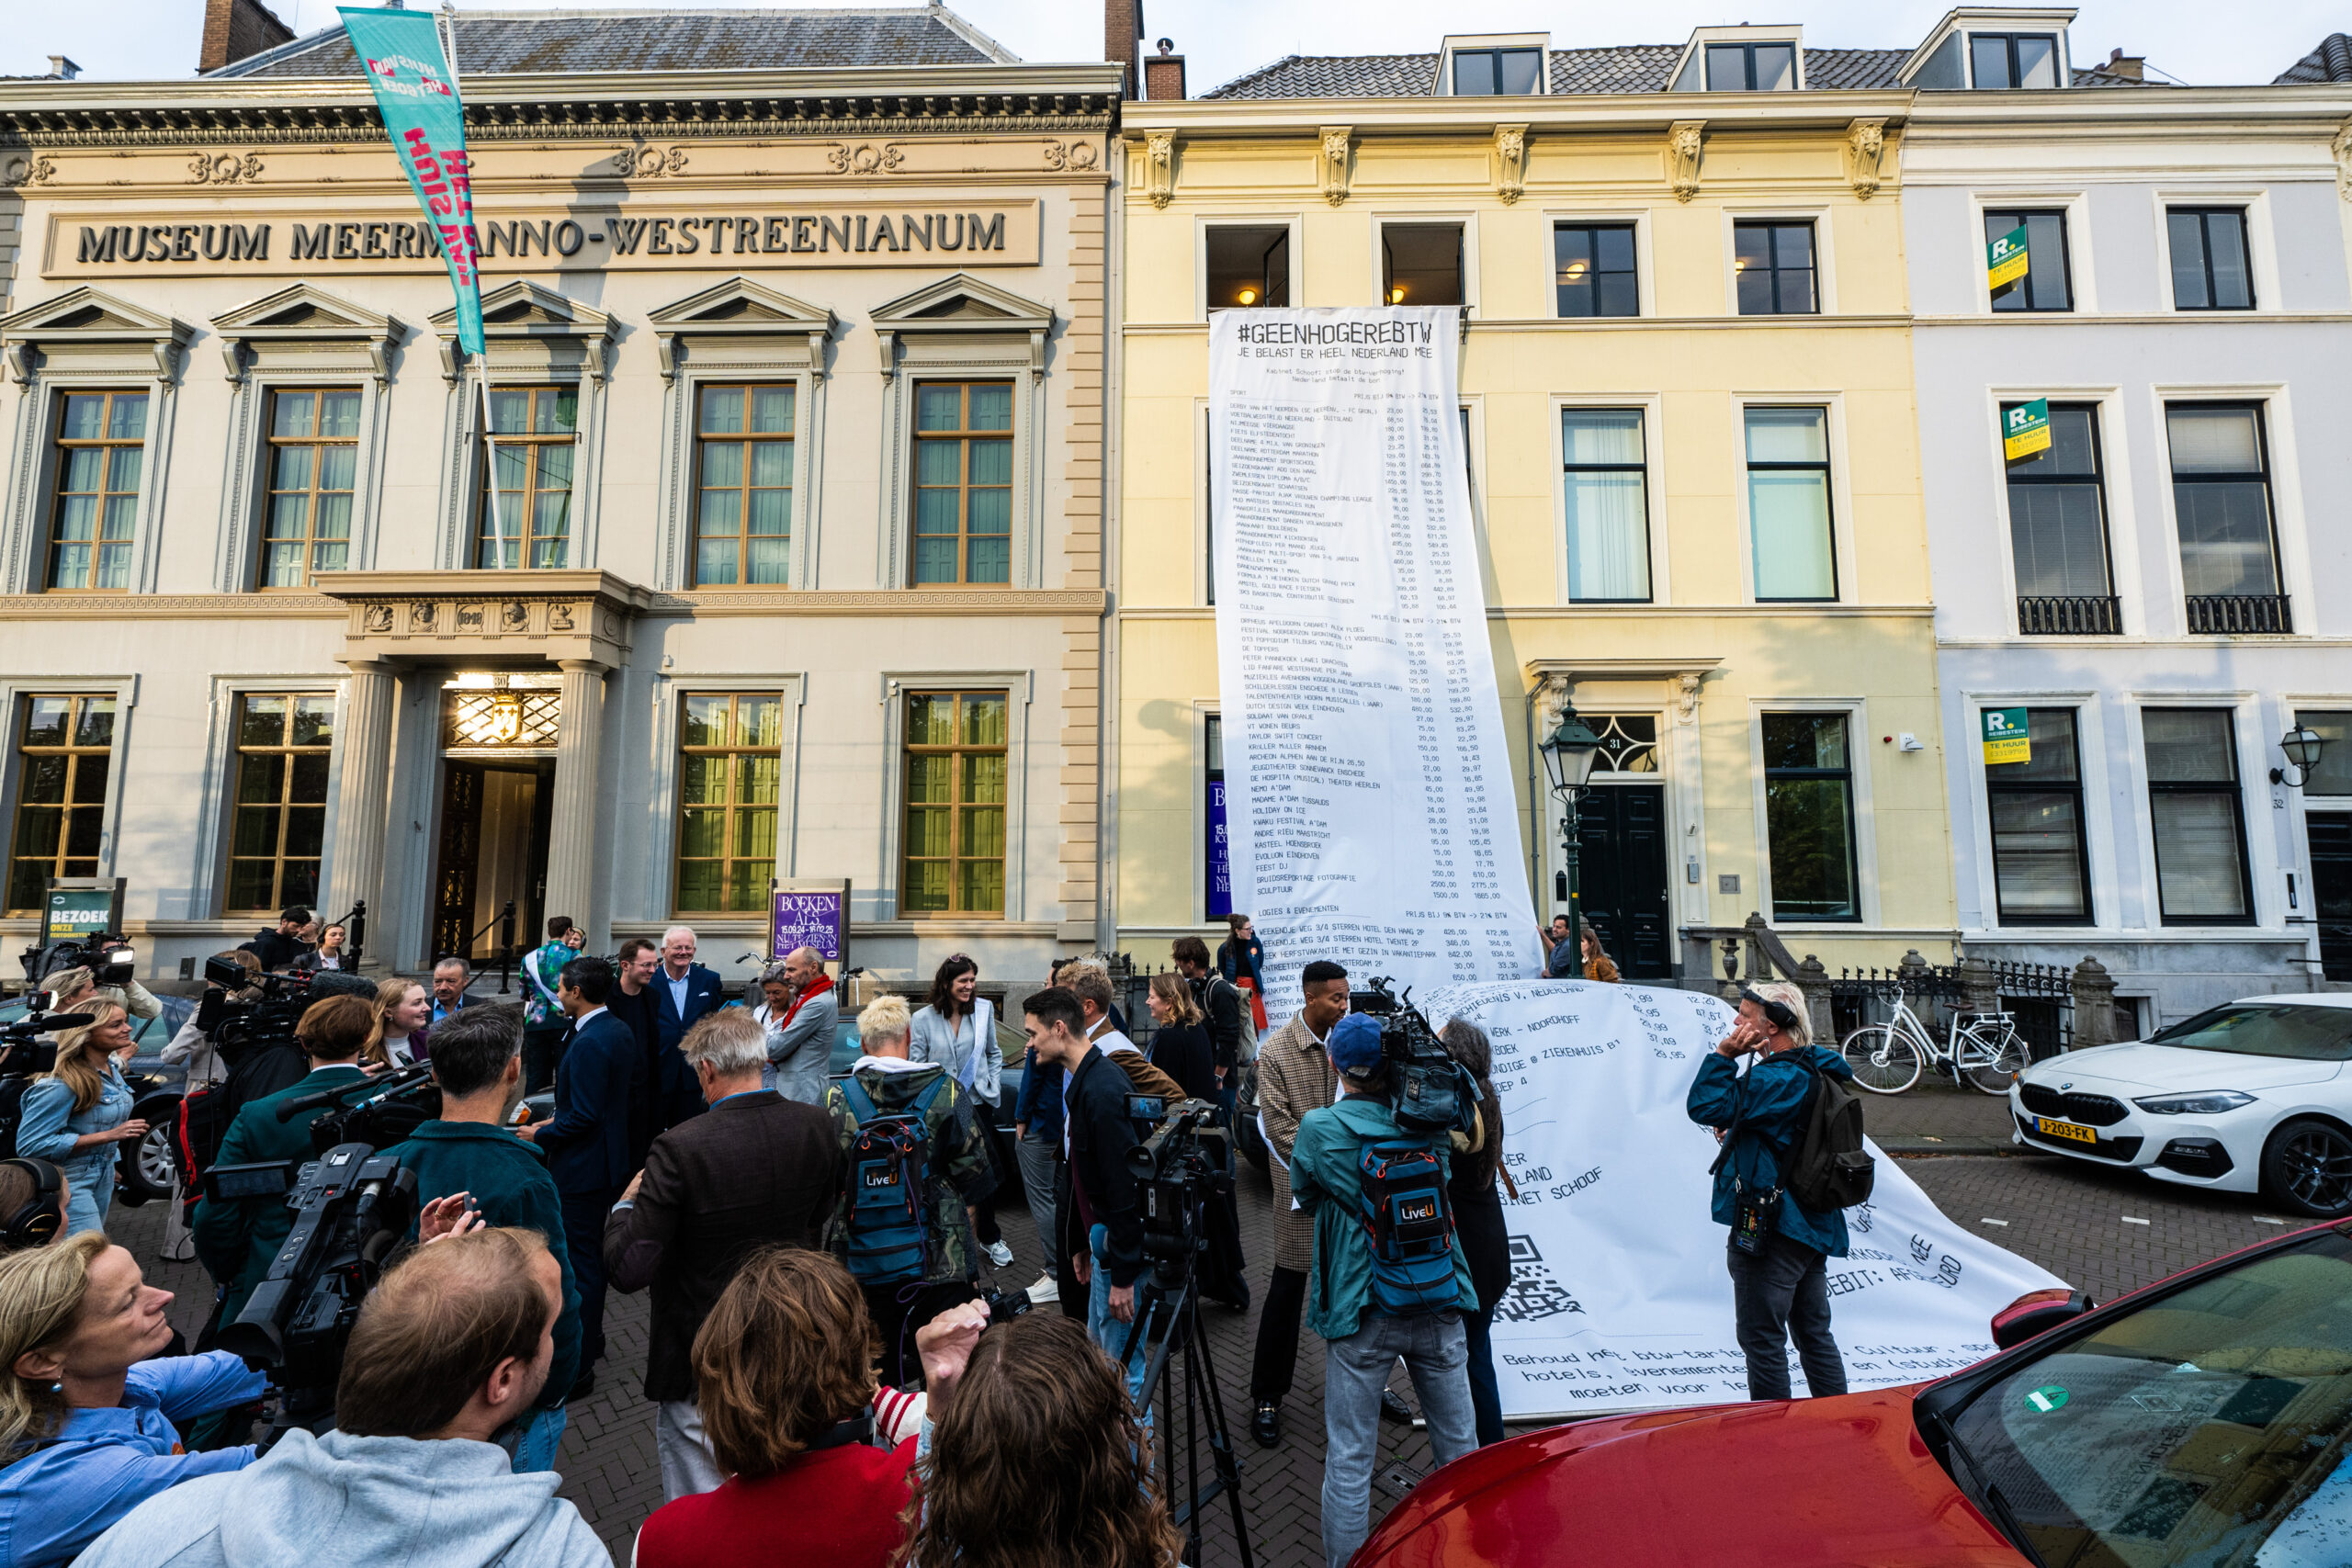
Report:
1210,310,1542,1021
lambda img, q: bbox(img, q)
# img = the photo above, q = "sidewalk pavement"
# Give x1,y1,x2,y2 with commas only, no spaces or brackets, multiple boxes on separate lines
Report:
1865,1077,2020,1155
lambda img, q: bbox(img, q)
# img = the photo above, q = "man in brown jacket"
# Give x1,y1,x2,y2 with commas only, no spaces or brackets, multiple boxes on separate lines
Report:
1249,958,1350,1449
605,1007,842,1502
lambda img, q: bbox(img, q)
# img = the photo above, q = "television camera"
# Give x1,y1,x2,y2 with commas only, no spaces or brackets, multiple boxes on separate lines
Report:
1350,976,1482,1135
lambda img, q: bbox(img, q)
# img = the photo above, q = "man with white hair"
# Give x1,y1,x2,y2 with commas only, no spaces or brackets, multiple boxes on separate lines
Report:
649,924,725,1131
761,944,837,1105
606,1008,842,1499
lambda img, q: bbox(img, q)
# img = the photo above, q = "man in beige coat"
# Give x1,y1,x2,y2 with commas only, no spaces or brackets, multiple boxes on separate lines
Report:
1249,958,1350,1449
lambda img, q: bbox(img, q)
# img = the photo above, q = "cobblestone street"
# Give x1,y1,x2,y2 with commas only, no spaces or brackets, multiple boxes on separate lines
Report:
107,1108,2323,1568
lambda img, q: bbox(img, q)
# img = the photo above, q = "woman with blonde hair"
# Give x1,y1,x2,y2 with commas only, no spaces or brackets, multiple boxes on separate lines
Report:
0,1232,266,1568
14,1004,143,1237
366,976,432,1069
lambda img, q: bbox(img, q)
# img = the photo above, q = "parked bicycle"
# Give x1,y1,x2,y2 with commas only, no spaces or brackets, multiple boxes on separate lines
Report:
1839,993,2027,1096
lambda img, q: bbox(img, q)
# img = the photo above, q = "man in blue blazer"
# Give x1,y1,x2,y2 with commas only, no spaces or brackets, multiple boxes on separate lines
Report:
523,953,643,1389
649,924,726,1131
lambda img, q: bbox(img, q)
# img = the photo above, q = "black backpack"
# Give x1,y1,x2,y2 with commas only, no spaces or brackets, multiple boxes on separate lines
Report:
1783,1056,1875,1214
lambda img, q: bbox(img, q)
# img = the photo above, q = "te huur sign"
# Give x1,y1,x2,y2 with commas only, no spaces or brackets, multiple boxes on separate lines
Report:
47,202,1040,279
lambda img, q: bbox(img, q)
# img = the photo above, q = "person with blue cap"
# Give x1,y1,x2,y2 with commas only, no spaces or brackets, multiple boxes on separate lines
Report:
1289,1011,1479,1568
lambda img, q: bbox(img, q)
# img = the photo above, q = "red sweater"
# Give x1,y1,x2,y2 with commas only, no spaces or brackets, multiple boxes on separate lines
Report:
635,1439,917,1568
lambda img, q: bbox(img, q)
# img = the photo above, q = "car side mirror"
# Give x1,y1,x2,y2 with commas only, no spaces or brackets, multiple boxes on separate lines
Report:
1991,1287,2096,1349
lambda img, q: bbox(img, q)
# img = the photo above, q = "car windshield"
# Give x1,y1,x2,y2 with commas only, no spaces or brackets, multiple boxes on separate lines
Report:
1943,1232,2352,1567
2147,1004,2352,1062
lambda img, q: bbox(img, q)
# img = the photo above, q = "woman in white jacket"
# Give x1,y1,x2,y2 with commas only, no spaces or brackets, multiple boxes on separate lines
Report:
908,954,1010,1269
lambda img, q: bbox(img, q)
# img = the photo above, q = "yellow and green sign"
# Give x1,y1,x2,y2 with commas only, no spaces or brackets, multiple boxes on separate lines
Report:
1987,225,2030,295
2003,399,2051,463
1983,707,2031,767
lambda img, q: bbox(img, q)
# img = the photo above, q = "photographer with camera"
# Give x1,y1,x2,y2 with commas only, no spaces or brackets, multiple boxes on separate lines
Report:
633,1248,915,1568
607,1009,841,1500
39,963,159,1030
0,1234,268,1568
1292,1012,1479,1568
1685,981,1854,1404
379,1004,580,1470
1018,987,1153,1411
192,995,374,1331
823,996,990,1391
80,1226,609,1568
16,1004,143,1240
897,1301,1181,1568
159,953,262,1089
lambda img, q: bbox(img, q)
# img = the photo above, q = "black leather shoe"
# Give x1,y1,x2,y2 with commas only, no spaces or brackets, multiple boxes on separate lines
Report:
1380,1389,1416,1424
1251,1401,1282,1449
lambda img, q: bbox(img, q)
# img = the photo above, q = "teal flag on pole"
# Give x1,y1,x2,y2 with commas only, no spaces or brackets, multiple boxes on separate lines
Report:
338,7,484,353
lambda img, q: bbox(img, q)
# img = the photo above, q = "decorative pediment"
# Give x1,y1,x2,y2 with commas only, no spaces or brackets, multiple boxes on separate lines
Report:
0,286,194,385
210,283,403,385
645,277,835,385
869,274,1054,380
431,280,616,383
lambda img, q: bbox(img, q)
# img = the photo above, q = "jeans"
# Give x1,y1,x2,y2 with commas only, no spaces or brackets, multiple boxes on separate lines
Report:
1086,1222,1150,1414
62,1168,111,1238
1322,1312,1478,1568
560,1186,620,1369
511,1404,567,1472
1016,1128,1059,1269
1462,1300,1505,1445
1726,1234,1848,1401
656,1399,727,1500
1250,1264,1309,1404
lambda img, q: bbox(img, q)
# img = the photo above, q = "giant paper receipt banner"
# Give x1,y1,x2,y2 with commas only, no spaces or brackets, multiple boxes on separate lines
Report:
1208,308,1545,1024
1420,978,2067,1419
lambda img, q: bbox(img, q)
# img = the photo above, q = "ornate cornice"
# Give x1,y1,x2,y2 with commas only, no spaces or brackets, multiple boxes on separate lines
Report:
650,588,1106,616
0,593,343,618
0,91,1118,151
0,586,1110,621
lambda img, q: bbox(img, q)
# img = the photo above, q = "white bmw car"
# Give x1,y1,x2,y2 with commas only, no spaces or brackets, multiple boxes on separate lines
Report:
2010,993,2352,1216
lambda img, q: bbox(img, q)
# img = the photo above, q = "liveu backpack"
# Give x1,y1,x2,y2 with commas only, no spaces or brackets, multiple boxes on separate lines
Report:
842,1076,949,1285
1784,1056,1875,1214
1357,1136,1458,1316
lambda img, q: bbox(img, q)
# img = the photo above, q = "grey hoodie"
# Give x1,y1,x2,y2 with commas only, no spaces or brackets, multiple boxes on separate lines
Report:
75,1428,611,1568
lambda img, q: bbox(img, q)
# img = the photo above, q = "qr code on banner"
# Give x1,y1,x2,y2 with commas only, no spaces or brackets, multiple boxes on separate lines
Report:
1495,1235,1584,1323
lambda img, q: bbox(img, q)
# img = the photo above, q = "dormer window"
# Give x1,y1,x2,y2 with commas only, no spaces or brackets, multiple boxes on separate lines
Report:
1971,32,2060,88
1706,40,1796,91
1450,47,1543,96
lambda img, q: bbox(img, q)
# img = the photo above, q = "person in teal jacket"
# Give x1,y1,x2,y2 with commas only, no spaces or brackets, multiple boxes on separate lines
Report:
383,1003,579,1471
1685,980,1852,1403
1290,1013,1478,1568
191,994,377,1330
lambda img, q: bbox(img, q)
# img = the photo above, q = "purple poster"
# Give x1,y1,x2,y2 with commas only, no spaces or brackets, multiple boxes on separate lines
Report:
770,888,845,963
1207,777,1231,919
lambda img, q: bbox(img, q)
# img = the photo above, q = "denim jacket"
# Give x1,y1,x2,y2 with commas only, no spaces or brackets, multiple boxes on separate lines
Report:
16,1064,132,1194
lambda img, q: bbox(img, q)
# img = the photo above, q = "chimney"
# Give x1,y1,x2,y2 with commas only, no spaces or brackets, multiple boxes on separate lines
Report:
45,56,81,80
1145,38,1186,101
1104,0,1143,96
2102,47,2144,82
198,0,298,74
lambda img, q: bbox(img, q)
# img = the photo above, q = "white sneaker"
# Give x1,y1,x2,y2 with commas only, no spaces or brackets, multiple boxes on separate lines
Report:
985,1239,1015,1269
1025,1270,1059,1304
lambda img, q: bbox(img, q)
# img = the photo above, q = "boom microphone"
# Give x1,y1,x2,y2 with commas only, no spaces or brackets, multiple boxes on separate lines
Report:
303,970,381,1002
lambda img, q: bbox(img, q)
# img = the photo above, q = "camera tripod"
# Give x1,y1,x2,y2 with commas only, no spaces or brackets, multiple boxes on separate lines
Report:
1117,1206,1256,1568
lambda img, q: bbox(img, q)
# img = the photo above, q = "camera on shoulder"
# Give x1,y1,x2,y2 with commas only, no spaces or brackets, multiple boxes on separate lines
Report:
1351,977,1481,1136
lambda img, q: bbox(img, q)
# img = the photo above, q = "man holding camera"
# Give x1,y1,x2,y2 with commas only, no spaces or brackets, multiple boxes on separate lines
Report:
1291,1012,1480,1568
81,1227,607,1568
1247,958,1349,1450
383,1004,582,1466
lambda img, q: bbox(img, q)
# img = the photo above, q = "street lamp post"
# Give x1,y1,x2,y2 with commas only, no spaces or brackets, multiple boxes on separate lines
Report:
2271,725,2326,789
1537,701,1604,943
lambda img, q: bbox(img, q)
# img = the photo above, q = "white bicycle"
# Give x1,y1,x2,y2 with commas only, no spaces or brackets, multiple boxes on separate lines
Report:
1838,995,2027,1097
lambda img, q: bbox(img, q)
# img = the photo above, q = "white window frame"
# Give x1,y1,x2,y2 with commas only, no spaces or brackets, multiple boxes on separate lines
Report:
883,366,1042,592
1959,689,2114,935
1669,26,1807,93
1549,392,1668,607
1746,696,1877,928
2148,383,2306,637
220,374,390,592
659,368,821,593
3,374,178,597
1370,211,1480,315
1721,205,1838,318
438,364,610,574
1194,215,1306,323
876,671,1034,923
2121,692,2273,931
1435,34,1551,97
1967,191,2097,315
1731,392,1855,606
1541,209,1653,322
1981,384,2140,637
2152,190,2281,316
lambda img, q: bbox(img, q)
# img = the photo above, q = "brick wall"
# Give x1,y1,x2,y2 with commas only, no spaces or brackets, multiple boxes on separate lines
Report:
198,0,296,73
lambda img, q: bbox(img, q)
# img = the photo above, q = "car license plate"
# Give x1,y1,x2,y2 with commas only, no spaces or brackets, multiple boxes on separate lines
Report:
2036,1116,2098,1145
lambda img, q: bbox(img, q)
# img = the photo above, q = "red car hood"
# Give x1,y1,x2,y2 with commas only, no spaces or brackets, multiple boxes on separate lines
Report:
1354,1387,2029,1568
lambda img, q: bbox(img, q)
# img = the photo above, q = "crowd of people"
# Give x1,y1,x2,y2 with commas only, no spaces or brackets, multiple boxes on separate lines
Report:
0,901,1852,1568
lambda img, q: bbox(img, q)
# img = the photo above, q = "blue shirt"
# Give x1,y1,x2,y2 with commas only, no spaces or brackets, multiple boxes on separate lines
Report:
16,1065,133,1193
0,1352,265,1568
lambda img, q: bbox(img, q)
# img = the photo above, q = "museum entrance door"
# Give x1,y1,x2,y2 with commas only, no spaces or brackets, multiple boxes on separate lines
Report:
428,677,560,964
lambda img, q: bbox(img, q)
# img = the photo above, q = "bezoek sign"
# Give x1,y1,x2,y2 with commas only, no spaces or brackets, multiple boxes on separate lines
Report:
46,202,1041,279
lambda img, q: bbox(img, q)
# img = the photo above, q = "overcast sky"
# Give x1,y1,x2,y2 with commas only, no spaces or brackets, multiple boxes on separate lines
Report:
7,0,2342,92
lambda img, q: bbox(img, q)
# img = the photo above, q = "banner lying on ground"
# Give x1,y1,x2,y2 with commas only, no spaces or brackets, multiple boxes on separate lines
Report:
1421,977,2067,1419
1208,309,1544,1025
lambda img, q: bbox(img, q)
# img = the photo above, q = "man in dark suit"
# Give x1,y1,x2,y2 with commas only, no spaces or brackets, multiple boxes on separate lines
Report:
195,990,378,1322
605,1008,842,1500
522,954,642,1384
649,924,725,1132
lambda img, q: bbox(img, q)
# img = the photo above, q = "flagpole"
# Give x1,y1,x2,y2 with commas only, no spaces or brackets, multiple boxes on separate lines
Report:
438,0,508,569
